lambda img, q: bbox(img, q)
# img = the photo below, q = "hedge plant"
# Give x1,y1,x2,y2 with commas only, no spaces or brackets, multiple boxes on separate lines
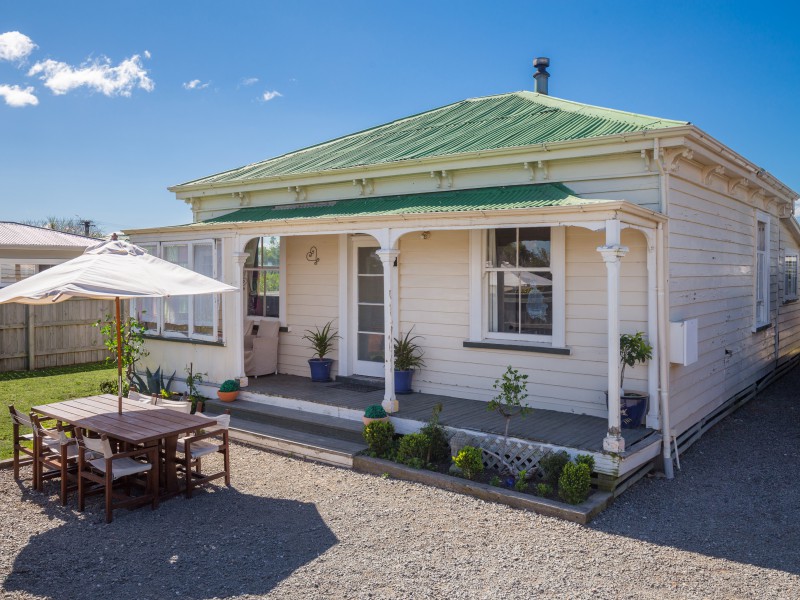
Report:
558,462,592,505
363,420,395,457
397,433,430,468
453,446,484,480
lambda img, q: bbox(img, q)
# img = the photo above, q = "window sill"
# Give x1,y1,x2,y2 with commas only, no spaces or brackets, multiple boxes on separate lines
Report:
143,334,225,347
752,323,772,333
462,340,571,355
783,298,798,305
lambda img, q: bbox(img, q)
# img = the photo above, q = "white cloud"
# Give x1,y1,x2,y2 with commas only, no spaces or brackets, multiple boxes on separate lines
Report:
183,79,210,90
0,84,38,107
0,31,37,62
261,90,282,102
241,77,258,86
28,53,154,97
144,50,151,59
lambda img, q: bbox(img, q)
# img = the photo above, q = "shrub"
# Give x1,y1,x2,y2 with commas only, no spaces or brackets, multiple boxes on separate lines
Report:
364,404,387,419
558,462,592,505
99,380,129,396
453,446,484,480
540,450,570,487
363,420,395,457
489,475,501,487
536,483,553,497
514,469,529,493
397,433,431,467
575,453,595,472
419,403,450,463
219,379,240,393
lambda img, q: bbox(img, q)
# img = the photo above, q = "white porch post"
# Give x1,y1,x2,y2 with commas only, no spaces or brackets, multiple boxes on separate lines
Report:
376,248,399,413
598,221,628,453
233,251,249,384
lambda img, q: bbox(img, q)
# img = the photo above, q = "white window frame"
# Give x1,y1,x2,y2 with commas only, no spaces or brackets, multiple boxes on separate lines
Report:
243,236,283,322
754,211,771,329
468,226,565,347
784,249,798,303
131,239,220,342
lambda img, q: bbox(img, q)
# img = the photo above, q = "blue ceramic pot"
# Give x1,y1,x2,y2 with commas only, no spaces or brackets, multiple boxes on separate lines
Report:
308,358,333,382
394,369,414,394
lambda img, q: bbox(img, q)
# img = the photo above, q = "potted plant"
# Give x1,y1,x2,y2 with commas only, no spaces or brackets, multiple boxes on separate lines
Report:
217,379,240,402
302,321,341,382
616,331,653,428
394,329,425,394
362,404,389,426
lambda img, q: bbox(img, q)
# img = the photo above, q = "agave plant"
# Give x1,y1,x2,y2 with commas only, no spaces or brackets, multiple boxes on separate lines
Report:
132,366,176,396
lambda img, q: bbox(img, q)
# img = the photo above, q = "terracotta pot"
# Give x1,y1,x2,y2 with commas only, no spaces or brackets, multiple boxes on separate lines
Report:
217,390,239,402
362,416,389,426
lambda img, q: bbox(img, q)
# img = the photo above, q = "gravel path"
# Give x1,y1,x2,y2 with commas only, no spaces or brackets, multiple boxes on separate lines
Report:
2,368,800,600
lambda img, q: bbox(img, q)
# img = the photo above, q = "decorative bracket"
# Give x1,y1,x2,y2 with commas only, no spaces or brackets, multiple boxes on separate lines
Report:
640,149,651,172
352,178,374,196
663,147,693,173
288,186,307,202
430,170,453,189
702,164,725,186
183,197,198,210
537,160,549,180
522,162,535,181
232,191,250,206
728,177,749,195
748,187,764,206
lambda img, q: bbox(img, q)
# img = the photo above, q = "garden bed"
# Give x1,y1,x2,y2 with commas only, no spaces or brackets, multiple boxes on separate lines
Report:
353,454,613,524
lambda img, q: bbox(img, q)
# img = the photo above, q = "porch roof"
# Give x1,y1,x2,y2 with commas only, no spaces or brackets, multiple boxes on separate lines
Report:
200,183,609,225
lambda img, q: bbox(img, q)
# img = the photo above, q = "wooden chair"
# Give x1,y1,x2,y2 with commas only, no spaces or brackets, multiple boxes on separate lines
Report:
177,411,231,498
8,406,37,486
31,413,78,505
75,429,159,524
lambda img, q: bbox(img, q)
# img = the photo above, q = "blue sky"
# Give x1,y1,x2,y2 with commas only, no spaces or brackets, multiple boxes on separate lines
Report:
1,1,798,232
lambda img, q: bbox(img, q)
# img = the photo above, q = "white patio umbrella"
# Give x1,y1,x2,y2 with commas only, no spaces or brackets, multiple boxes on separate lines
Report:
0,235,237,414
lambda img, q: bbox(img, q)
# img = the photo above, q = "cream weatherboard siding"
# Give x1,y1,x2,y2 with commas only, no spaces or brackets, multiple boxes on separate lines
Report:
665,172,799,435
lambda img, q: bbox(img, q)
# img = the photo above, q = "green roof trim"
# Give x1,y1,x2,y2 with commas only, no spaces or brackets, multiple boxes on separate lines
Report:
179,91,687,188
200,183,608,225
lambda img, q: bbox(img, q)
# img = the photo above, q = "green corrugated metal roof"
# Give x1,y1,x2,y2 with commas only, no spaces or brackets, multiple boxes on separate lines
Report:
200,183,608,224
178,92,687,188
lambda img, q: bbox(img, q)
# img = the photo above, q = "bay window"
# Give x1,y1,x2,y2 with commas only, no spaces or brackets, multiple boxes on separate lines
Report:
132,239,222,342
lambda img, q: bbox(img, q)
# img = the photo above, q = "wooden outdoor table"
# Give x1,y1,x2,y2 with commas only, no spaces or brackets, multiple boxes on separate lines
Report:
32,394,217,495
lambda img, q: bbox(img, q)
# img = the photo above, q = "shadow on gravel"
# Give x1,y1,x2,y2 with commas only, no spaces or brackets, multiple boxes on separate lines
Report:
590,365,800,576
4,487,338,599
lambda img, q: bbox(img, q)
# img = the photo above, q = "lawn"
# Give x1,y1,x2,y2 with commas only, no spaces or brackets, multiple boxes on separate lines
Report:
0,362,116,460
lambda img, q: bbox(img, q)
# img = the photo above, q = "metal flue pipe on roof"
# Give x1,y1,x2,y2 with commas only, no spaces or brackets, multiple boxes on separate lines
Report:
533,57,550,94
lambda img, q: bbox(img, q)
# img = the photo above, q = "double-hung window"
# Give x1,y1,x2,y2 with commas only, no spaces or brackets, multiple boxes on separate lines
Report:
472,226,565,347
784,251,798,303
132,239,222,342
755,212,770,328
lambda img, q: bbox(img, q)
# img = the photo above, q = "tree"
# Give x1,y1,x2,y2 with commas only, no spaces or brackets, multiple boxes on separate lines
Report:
94,313,149,385
22,216,104,238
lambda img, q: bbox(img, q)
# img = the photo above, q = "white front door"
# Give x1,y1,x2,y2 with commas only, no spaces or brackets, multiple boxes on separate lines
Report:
352,239,385,377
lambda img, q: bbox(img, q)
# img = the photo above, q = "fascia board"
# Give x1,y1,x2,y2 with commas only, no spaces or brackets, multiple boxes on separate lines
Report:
169,128,696,198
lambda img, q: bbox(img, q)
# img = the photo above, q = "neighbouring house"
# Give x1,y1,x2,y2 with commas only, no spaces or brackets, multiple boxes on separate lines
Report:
0,222,112,371
125,61,800,489
0,222,94,286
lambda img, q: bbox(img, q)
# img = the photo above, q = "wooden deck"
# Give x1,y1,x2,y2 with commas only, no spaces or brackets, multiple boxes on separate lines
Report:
243,374,656,453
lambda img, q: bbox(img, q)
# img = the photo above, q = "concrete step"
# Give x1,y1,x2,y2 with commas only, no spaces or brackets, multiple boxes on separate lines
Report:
202,397,368,468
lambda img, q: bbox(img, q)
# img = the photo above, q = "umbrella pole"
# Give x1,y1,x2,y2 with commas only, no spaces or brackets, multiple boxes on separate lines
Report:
115,296,123,415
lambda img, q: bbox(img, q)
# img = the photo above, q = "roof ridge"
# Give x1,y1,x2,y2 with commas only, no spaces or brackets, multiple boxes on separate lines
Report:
0,221,95,241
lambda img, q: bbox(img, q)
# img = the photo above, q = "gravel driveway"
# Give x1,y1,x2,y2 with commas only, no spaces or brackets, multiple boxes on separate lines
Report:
2,367,800,599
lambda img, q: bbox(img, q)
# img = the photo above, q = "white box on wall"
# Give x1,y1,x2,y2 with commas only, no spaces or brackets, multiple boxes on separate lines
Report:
669,319,698,366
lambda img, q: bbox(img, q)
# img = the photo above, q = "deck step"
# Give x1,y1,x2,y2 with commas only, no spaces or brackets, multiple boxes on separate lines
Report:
204,397,365,444
203,398,368,468
333,375,384,390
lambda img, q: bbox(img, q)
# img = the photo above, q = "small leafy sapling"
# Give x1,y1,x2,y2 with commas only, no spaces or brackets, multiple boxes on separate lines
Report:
487,366,531,474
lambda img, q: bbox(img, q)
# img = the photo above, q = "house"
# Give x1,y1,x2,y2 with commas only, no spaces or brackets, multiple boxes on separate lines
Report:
0,222,110,371
124,62,800,488
0,222,94,286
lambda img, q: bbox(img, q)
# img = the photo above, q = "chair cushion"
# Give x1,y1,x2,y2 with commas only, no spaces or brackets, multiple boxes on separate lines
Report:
42,437,78,458
89,456,152,479
177,438,220,459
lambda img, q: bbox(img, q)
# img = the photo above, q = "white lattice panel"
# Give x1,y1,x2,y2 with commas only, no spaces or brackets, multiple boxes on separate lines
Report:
449,431,549,475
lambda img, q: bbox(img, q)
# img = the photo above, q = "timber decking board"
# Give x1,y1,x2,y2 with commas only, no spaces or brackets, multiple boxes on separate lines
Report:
244,375,655,452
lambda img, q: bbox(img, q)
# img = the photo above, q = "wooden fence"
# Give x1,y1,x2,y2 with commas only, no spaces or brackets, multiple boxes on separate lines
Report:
0,298,118,372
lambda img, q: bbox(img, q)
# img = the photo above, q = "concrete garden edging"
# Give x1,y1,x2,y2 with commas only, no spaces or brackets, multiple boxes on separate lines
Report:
0,458,14,470
353,454,613,524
